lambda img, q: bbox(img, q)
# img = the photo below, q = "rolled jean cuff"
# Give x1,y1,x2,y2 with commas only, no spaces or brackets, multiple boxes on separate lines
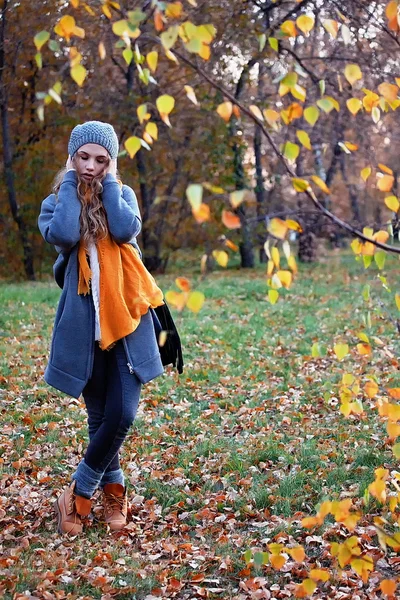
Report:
100,468,125,489
72,459,103,499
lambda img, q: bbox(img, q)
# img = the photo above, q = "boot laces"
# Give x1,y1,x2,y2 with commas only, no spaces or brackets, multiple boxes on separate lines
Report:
105,492,125,515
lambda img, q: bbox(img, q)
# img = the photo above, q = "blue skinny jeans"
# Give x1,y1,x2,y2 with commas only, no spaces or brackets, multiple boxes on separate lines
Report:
72,340,141,498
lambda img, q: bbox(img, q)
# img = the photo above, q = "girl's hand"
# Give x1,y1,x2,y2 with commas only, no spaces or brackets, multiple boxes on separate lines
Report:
66,155,75,171
106,158,117,179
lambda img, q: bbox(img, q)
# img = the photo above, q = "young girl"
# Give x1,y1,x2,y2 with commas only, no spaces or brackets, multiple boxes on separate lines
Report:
38,121,165,535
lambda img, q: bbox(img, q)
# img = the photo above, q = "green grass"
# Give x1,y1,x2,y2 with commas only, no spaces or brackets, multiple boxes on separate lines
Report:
1,249,400,598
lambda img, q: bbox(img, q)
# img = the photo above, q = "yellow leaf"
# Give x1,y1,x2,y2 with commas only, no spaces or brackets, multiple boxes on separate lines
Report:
364,381,378,398
156,94,175,126
346,97,362,115
377,174,394,192
165,290,186,311
268,289,279,304
112,19,140,38
192,203,210,223
54,16,80,41
184,85,198,105
288,255,298,273
286,219,302,232
291,84,306,102
269,553,286,570
276,270,292,289
334,343,349,360
296,130,311,150
386,1,399,19
393,443,400,459
70,64,87,86
282,141,300,161
137,103,150,124
222,210,241,229
186,290,205,313
249,105,264,120
98,41,106,60
395,293,400,310
186,184,203,210
161,24,179,49
378,82,399,102
378,163,394,175
311,175,331,194
146,51,158,73
350,555,374,583
281,20,297,37
34,30,50,51
387,421,400,440
292,178,310,192
217,101,233,122
263,109,280,124
363,90,380,112
212,250,228,268
373,230,389,243
165,1,183,18
288,546,305,562
296,15,315,34
145,122,158,140
323,19,339,38
361,166,372,181
124,136,142,158
304,105,319,126
268,218,288,240
357,343,372,356
271,247,280,268
229,190,246,208
309,569,329,582
344,142,358,152
70,0,79,7
158,330,168,347
344,64,362,86
369,478,386,502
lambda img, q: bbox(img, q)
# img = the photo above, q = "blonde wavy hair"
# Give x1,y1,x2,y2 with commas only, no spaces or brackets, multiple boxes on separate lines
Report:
52,156,115,246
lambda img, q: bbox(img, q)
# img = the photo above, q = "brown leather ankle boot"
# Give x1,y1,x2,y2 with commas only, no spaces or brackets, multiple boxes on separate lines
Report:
55,481,92,535
102,483,128,531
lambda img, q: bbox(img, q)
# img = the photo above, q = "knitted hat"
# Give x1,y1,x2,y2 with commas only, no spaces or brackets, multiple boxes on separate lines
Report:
68,121,119,159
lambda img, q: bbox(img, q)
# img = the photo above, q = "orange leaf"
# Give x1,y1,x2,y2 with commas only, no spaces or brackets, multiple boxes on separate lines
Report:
154,9,164,31
191,573,205,583
357,343,372,356
288,546,305,562
269,553,286,570
378,83,399,102
192,203,210,223
377,174,394,192
222,210,241,229
364,381,378,398
380,579,397,597
175,277,191,292
388,388,400,400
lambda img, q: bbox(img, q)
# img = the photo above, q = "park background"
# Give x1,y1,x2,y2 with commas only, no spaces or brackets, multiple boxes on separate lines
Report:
1,0,400,598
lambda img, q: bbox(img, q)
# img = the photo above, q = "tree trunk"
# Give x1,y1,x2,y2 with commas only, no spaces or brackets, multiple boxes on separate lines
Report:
0,1,35,280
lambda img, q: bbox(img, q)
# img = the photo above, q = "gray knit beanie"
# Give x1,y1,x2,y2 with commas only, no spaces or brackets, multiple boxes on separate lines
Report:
68,121,119,159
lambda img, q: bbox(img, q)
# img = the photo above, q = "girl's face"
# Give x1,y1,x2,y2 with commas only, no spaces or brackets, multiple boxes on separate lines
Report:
73,143,110,182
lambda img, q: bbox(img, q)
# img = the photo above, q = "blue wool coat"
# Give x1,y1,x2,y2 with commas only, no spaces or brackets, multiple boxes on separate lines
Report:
38,170,164,399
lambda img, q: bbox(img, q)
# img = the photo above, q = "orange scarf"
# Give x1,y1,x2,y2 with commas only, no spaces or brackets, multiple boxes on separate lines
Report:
78,235,164,351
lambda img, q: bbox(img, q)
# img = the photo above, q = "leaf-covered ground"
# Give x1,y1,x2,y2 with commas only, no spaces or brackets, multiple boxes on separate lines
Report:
1,251,400,599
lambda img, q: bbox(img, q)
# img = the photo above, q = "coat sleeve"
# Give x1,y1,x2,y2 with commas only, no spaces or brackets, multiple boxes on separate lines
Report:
38,171,81,249
101,174,142,243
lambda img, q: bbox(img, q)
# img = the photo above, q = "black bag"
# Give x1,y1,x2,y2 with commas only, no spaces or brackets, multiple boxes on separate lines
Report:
151,302,184,374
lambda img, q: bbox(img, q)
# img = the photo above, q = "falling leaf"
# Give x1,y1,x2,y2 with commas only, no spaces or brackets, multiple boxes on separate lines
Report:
156,94,175,126
146,51,158,72
361,166,372,181
184,85,198,105
263,109,280,124
268,289,279,304
377,174,394,192
186,183,203,210
296,130,312,149
347,97,362,115
33,30,50,51
160,25,179,49
145,122,158,140
344,64,362,86
282,141,300,161
304,105,320,126
249,105,264,120
217,101,233,122
268,218,288,240
70,64,87,86
124,136,142,158
212,250,228,267
334,343,349,360
311,175,331,194
98,41,106,59
296,15,315,34
378,82,398,102
281,20,297,37
175,277,191,292
222,210,241,229
192,203,210,223
292,178,310,192
187,291,205,313
378,163,393,175
323,19,339,38
229,190,246,208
